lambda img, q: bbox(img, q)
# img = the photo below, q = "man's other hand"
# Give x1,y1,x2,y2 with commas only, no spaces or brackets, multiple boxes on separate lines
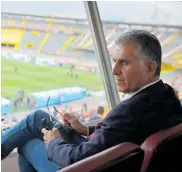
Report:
41,128,62,147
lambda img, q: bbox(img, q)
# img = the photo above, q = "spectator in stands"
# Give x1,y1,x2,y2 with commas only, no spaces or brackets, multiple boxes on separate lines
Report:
88,110,102,121
2,30,182,172
74,112,85,123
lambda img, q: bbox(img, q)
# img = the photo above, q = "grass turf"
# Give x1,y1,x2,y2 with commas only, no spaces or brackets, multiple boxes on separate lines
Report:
1,58,103,99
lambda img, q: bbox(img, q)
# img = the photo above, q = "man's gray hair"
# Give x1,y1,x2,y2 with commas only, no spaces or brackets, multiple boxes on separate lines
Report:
115,30,162,76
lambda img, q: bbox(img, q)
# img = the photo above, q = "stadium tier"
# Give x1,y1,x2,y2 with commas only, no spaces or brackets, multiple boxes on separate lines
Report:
1,12,182,69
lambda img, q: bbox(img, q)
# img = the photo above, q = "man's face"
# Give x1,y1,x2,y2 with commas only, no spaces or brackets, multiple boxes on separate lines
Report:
112,43,149,93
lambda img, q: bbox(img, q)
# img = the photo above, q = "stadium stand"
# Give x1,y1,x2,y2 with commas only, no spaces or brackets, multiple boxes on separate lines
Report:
20,30,46,52
1,12,182,68
1,12,182,81
162,31,182,54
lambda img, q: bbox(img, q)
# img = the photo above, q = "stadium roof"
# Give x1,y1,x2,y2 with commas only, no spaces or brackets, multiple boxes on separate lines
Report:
2,1,182,26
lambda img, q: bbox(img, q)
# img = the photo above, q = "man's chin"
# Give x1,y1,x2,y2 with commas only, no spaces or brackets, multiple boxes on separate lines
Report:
117,86,128,93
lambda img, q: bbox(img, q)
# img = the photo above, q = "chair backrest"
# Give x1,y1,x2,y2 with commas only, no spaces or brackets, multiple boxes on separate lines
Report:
140,123,182,172
59,142,144,172
1,152,19,172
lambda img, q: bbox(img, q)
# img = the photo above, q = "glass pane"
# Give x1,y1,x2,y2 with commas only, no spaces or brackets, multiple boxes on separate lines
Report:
1,1,110,134
98,1,182,102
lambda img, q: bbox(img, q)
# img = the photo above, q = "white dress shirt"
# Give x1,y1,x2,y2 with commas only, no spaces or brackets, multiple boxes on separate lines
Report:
123,79,160,101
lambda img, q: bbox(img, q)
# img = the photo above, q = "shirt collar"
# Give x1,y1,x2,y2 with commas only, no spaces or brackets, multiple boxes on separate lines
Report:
123,79,161,101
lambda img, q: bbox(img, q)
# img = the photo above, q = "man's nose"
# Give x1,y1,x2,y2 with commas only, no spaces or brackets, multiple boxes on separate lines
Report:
112,63,121,75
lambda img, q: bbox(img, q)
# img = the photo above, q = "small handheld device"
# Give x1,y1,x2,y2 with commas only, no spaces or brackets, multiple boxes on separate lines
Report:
41,118,52,130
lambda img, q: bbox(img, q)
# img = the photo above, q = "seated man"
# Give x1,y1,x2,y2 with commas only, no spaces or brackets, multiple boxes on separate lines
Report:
2,30,182,172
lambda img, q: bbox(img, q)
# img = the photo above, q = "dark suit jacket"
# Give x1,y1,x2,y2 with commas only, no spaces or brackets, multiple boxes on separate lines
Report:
47,80,182,167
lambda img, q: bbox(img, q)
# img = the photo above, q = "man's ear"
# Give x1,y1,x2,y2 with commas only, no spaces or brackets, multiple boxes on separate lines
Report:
147,61,157,77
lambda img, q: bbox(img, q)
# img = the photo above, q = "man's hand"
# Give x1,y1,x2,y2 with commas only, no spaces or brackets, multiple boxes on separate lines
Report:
63,113,87,135
41,128,62,147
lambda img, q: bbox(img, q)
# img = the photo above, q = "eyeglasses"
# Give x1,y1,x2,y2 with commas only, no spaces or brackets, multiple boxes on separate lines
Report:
47,96,72,126
46,96,63,121
53,106,63,116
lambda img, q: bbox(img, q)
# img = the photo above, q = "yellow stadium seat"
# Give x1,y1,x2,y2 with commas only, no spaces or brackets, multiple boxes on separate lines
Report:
161,63,177,74
59,25,66,32
25,43,33,47
31,31,40,35
8,20,14,25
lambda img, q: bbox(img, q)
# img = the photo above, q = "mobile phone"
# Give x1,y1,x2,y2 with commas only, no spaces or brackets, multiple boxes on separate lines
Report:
41,118,52,130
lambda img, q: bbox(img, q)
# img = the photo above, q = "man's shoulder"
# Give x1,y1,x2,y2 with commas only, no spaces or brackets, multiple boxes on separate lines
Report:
106,86,162,120
104,80,179,121
121,80,168,108
105,97,140,120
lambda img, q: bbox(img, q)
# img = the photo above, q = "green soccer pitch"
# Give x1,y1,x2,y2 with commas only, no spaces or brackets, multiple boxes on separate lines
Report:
1,58,103,98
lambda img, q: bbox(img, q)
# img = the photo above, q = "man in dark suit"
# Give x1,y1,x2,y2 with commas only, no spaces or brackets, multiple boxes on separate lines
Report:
2,30,182,171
